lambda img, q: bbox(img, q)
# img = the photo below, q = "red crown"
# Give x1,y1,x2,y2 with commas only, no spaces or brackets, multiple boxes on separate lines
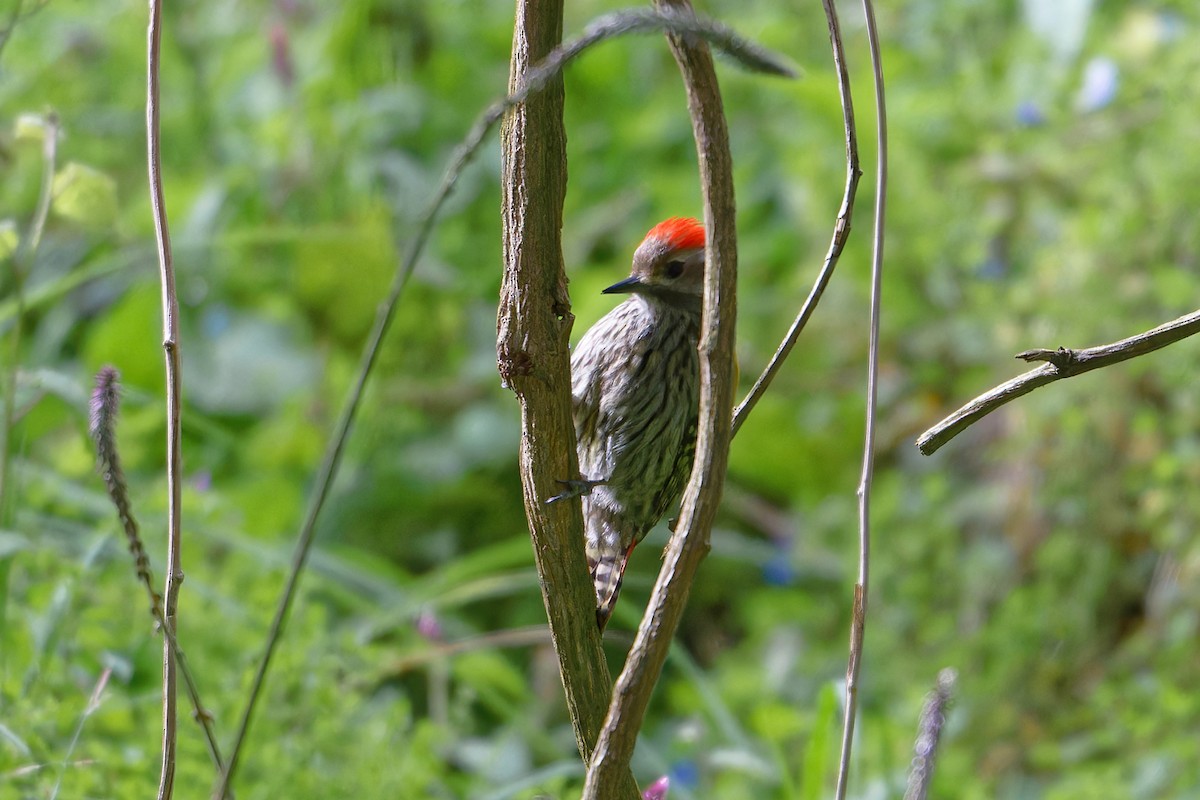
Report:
645,217,705,251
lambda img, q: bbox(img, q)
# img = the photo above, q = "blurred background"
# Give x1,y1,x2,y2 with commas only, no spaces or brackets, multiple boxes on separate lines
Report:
2,0,1199,797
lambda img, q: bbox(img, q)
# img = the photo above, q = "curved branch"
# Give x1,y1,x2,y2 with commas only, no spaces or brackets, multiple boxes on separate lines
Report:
916,308,1200,456
731,0,860,438
583,1,738,795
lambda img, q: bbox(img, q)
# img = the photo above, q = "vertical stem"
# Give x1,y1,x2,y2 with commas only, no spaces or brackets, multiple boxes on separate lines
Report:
496,5,638,796
582,1,738,795
834,0,886,795
147,0,183,797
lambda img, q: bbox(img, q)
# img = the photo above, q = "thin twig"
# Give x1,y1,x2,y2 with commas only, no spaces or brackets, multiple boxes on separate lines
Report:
583,1,738,795
904,668,956,800
382,625,553,675
213,11,792,800
146,0,183,796
89,368,228,777
525,7,796,81
835,0,886,795
916,308,1200,455
1,112,57,531
730,0,860,438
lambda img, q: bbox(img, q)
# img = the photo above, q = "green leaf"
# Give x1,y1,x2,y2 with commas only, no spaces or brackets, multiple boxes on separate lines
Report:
0,219,18,261
800,682,837,800
51,162,119,230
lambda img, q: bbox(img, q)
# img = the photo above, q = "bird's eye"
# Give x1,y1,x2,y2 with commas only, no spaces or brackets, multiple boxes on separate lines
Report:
664,259,685,279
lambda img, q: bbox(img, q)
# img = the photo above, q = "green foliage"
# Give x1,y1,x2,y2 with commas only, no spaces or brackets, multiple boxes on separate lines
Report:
3,0,1200,798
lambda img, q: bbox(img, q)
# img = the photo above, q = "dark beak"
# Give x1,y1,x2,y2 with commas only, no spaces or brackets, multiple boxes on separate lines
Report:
602,275,645,295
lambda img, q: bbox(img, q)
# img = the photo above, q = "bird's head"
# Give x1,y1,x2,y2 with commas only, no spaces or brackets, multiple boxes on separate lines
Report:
603,217,706,303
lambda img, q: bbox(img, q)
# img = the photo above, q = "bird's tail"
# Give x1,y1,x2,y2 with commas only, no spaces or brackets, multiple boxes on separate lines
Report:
588,541,636,631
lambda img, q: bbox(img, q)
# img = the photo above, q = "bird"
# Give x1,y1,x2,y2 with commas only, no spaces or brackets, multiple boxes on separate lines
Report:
568,217,708,630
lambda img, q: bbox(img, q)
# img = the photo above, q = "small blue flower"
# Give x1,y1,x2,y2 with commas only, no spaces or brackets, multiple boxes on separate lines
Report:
1015,100,1045,127
202,305,231,336
762,553,796,587
1077,57,1119,113
670,759,700,789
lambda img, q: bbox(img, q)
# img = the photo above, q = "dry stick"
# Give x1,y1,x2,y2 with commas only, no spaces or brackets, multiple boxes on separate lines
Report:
904,668,956,800
582,1,738,796
146,0,183,797
381,625,636,676
834,0,886,796
384,625,553,675
497,4,637,796
211,11,790,800
89,368,228,776
730,0,860,439
916,308,1200,456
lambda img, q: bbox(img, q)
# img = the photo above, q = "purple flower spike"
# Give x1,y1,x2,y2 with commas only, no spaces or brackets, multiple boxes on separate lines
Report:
642,775,670,800
416,608,443,641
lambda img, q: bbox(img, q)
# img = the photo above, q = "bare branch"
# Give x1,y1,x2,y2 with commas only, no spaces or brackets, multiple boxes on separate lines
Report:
522,7,797,83
383,626,553,675
731,0,860,438
835,0,887,795
582,1,738,795
916,308,1200,456
496,3,638,797
146,0,183,796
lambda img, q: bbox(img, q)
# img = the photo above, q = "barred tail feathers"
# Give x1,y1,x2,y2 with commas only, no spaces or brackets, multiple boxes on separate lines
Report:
588,540,636,631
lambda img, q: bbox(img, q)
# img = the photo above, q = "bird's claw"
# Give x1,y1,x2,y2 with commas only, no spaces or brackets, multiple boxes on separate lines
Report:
545,478,607,505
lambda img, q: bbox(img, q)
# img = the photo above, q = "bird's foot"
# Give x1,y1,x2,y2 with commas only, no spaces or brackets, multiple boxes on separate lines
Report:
545,477,607,505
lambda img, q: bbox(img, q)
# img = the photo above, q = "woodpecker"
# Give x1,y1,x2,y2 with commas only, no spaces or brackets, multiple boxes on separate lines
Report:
569,217,707,630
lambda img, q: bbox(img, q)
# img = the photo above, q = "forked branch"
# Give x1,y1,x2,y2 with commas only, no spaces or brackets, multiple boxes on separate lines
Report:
213,8,791,800
496,1,638,795
916,308,1200,456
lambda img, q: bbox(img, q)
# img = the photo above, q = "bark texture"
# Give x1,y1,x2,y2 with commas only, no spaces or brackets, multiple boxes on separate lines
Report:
496,2,640,796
